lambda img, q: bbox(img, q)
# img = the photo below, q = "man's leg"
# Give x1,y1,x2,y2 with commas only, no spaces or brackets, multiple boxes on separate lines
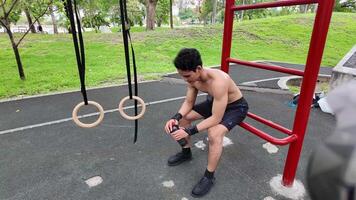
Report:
191,124,228,198
207,124,228,172
167,110,203,166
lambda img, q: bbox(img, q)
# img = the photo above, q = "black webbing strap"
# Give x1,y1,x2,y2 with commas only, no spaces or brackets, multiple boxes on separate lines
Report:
64,0,88,105
119,0,139,143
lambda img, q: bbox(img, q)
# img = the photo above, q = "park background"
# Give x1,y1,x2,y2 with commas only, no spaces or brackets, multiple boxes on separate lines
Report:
1,0,355,99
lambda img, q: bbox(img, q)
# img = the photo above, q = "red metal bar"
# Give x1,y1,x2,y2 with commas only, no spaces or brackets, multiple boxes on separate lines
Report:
239,122,297,145
282,0,335,186
227,58,305,76
247,112,292,135
220,0,334,188
220,0,236,73
232,0,318,11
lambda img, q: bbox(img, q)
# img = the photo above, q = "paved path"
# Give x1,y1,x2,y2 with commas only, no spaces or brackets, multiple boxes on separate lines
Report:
0,62,335,200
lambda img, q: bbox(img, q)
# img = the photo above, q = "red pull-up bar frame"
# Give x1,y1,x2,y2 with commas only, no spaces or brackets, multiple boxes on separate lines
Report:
221,0,335,186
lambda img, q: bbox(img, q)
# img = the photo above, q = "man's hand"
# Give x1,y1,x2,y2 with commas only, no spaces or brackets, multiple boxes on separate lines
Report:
164,119,178,134
170,128,189,141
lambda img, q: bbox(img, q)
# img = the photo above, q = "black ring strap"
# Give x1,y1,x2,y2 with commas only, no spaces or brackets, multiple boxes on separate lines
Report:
64,0,88,105
119,0,139,143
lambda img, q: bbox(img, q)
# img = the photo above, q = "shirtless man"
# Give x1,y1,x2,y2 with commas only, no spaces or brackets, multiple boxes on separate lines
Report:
164,48,249,197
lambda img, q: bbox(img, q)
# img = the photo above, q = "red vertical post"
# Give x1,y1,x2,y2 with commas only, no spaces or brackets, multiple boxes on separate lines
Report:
220,0,235,73
282,0,335,186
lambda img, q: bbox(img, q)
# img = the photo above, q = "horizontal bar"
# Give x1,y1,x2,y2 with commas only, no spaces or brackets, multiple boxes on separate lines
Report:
231,0,319,11
227,58,305,76
247,112,292,135
239,122,298,145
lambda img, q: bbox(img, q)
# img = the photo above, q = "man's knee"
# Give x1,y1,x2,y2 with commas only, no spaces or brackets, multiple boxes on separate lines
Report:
208,125,227,146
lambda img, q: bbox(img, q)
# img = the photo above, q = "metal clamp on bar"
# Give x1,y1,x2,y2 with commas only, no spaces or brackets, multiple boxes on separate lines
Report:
239,122,298,145
227,58,305,76
231,0,319,11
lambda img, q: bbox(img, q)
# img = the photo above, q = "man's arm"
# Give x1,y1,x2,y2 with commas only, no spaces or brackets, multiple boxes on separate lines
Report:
195,82,228,132
165,85,198,133
170,82,228,140
177,85,198,117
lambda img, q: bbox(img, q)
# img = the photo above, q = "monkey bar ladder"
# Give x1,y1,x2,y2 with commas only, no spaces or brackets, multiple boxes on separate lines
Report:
220,0,335,186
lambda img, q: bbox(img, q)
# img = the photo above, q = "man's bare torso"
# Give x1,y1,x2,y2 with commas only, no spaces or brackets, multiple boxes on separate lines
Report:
190,68,242,103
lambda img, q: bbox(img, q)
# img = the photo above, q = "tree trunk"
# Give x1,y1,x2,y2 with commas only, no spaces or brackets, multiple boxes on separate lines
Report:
212,0,218,24
240,0,245,21
49,5,58,34
146,0,158,30
37,20,43,33
299,5,308,13
77,7,85,32
5,23,25,80
12,42,25,80
169,0,173,29
24,8,36,33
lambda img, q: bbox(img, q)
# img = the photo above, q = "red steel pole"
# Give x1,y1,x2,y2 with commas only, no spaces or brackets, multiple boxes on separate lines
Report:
282,0,335,186
228,58,305,76
232,0,318,11
220,0,235,73
247,112,293,135
240,122,297,145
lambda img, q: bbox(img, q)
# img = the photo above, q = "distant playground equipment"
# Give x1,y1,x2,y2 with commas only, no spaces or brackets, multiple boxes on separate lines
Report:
64,0,145,141
220,0,335,192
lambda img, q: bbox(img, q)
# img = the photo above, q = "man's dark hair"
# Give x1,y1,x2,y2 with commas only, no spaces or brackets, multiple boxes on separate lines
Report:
173,48,202,71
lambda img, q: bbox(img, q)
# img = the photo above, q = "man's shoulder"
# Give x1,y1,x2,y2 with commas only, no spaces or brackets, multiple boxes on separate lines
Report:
211,75,230,87
209,69,230,79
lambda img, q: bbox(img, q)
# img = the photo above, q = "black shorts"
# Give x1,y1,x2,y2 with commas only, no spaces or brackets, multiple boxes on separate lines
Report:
192,95,249,131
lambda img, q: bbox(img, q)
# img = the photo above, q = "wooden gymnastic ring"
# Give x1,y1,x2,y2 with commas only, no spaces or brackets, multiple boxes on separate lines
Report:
118,96,146,120
72,101,104,128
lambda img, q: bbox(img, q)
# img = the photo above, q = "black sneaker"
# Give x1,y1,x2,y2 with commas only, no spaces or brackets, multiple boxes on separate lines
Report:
167,152,192,166
191,176,215,198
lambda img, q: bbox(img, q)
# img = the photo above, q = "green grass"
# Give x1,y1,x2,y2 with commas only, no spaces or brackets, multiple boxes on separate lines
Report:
110,26,171,33
1,12,355,99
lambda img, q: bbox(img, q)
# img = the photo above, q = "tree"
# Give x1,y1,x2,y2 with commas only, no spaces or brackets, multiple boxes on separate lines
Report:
334,0,356,12
169,0,173,28
156,0,170,27
179,8,195,20
211,0,217,23
343,0,356,11
102,0,145,28
127,0,145,26
82,11,109,32
80,0,138,32
146,0,158,30
200,0,213,24
24,0,53,30
49,4,58,34
56,0,72,33
24,8,36,33
0,0,52,80
80,0,102,31
235,0,271,20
